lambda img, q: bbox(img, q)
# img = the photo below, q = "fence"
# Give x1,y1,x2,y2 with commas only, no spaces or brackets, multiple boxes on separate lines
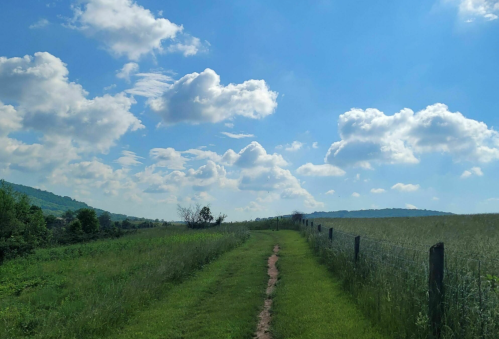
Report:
298,218,499,339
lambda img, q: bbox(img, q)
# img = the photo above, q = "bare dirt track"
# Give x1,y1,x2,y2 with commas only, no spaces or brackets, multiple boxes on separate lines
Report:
255,244,280,339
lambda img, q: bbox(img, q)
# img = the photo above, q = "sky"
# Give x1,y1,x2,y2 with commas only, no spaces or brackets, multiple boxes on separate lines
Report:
1,0,499,221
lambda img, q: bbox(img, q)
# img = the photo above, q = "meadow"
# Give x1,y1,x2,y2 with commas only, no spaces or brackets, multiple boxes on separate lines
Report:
303,214,499,339
0,225,248,339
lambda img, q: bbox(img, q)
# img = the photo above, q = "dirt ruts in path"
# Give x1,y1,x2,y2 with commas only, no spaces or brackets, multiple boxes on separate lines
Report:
255,244,279,339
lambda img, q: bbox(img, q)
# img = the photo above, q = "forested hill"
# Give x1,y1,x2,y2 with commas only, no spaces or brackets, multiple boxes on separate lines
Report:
3,180,133,221
301,208,453,219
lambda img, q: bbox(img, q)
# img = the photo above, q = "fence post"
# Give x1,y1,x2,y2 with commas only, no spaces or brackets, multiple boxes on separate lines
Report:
318,224,321,232
311,221,314,228
276,217,279,231
329,228,333,241
429,242,445,339
354,236,360,262
306,219,308,226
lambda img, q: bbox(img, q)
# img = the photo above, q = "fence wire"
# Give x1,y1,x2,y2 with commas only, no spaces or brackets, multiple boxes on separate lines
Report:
299,221,499,339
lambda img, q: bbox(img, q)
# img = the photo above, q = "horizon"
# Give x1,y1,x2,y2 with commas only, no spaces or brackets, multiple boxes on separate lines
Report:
1,0,499,221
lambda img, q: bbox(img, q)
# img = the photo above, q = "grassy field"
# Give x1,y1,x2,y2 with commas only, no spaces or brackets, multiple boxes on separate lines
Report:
0,225,248,339
303,215,499,339
111,230,278,339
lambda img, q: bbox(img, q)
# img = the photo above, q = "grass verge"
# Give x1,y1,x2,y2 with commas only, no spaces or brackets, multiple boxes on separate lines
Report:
271,230,388,339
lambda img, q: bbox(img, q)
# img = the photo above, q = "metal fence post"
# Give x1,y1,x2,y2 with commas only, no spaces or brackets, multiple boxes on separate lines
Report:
354,236,360,262
429,242,445,339
318,224,321,232
329,228,333,241
306,219,308,227
311,221,314,228
276,216,279,231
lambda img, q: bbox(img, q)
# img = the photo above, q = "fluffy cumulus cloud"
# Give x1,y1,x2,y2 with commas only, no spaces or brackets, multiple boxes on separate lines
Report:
222,142,287,168
391,183,420,192
147,68,278,125
285,141,303,152
325,189,335,195
0,52,143,152
352,192,360,197
150,147,188,169
457,0,499,21
325,104,499,169
296,163,345,177
69,0,205,60
370,188,386,193
460,166,483,178
405,203,418,209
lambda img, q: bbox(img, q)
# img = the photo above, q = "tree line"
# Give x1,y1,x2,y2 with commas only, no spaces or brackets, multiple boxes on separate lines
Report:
0,182,164,263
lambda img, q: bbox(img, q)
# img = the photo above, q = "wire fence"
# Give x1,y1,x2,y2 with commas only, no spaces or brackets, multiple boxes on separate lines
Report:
298,219,499,339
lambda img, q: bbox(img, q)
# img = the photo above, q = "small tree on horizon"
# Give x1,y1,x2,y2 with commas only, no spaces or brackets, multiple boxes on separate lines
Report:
77,209,99,234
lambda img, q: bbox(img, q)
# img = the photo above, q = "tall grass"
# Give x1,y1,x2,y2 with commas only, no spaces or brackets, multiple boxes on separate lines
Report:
301,215,499,339
0,224,249,339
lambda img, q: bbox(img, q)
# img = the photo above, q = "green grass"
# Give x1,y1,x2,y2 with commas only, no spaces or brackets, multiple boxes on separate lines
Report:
111,230,279,339
0,225,248,339
302,216,499,338
271,230,387,339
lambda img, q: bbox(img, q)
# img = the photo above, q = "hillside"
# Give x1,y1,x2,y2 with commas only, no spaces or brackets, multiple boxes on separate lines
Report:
302,208,453,219
2,180,139,221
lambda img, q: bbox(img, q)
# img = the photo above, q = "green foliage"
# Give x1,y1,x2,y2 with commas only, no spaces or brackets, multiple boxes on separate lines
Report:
0,181,51,263
98,212,112,230
199,206,214,224
293,208,453,219
77,209,99,234
0,225,249,338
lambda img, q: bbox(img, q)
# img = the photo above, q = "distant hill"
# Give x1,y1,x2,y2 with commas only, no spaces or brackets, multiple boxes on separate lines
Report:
2,180,145,221
299,208,453,219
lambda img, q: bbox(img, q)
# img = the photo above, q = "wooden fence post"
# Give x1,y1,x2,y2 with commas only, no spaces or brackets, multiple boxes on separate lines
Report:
276,217,279,231
318,224,321,232
429,242,445,339
311,221,314,228
329,228,333,241
306,219,308,226
354,236,360,262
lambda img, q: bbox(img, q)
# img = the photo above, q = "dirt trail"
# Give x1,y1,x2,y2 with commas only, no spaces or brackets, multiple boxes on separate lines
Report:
255,244,279,339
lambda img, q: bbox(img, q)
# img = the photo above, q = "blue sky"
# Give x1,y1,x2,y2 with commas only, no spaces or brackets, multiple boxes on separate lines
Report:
1,0,499,221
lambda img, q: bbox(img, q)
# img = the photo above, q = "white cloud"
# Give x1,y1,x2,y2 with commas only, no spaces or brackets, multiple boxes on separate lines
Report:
460,166,483,178
150,147,188,169
126,72,173,97
221,132,255,139
325,104,499,169
325,189,335,195
352,192,360,197
405,203,418,209
456,0,499,21
115,150,143,167
223,142,287,168
69,0,204,60
285,141,303,152
147,68,278,125
0,103,22,137
370,188,386,193
391,183,420,192
432,197,440,201
312,142,319,149
29,19,49,29
116,62,139,83
184,149,223,163
235,201,265,212
225,123,234,128
296,163,346,177
0,52,143,153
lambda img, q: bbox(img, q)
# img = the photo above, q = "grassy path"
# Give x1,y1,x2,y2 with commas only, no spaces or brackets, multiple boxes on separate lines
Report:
112,230,278,339
271,231,388,339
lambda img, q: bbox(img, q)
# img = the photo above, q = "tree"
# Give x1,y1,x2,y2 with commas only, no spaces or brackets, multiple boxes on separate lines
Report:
199,206,214,224
67,219,84,243
121,219,132,229
215,213,227,226
62,210,75,224
98,212,112,230
291,210,304,223
77,209,99,234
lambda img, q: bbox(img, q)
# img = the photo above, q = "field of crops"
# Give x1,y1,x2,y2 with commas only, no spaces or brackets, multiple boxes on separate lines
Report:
303,214,499,339
0,225,248,339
